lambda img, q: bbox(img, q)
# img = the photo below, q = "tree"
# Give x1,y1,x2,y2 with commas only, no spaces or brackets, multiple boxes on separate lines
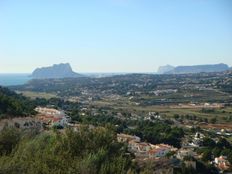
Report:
212,148,221,158
0,127,20,155
217,138,231,149
210,117,217,124
228,151,232,164
202,137,216,147
174,114,180,119
0,126,132,174
202,149,212,162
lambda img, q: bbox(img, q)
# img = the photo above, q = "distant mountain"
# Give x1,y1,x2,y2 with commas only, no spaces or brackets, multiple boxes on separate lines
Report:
157,65,175,74
32,63,82,79
157,63,229,74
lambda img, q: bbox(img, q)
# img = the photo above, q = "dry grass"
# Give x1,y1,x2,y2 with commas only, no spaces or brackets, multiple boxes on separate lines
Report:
19,91,57,99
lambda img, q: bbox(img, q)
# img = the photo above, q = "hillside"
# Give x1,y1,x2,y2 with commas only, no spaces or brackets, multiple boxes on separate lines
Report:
158,63,230,74
12,70,232,105
32,63,82,79
0,86,35,118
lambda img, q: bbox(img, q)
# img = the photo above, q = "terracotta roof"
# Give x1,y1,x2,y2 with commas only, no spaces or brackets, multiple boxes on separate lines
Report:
148,149,159,154
139,142,150,146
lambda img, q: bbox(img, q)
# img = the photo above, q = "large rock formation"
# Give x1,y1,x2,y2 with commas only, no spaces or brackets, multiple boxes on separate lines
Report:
157,63,229,74
32,63,82,79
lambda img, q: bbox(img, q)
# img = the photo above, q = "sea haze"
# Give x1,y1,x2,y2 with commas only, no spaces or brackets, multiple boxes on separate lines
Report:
0,74,31,86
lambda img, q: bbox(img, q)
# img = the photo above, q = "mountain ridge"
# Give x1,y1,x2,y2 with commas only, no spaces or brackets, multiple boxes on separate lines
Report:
157,63,230,74
32,63,82,79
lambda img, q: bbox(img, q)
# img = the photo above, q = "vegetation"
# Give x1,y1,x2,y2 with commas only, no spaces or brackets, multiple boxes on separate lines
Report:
12,71,232,104
198,137,232,163
18,91,57,100
126,121,184,148
2,70,232,173
0,126,132,174
70,113,185,148
0,86,36,118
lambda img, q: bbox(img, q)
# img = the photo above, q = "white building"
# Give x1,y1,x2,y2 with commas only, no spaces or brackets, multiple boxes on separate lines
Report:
35,107,65,116
35,107,71,127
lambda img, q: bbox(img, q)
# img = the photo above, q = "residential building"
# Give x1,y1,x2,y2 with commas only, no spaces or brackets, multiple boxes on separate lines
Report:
214,156,231,171
35,107,71,127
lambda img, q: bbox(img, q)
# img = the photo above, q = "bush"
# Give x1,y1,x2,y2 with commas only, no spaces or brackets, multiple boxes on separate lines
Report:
0,127,133,174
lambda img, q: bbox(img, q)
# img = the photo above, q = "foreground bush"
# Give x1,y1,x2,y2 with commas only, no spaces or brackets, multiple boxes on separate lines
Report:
0,126,132,174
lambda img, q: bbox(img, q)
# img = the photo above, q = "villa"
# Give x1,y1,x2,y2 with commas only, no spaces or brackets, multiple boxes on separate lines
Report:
35,107,71,127
214,156,231,171
117,133,175,160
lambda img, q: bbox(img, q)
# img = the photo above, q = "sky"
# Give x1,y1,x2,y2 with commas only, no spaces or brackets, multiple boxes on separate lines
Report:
0,0,232,73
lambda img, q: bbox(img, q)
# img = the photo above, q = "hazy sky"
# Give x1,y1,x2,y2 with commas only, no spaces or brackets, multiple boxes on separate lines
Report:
0,0,232,73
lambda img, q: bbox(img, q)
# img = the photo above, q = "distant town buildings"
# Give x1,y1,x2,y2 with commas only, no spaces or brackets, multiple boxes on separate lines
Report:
35,107,65,116
214,156,231,171
35,107,71,127
117,133,177,160
189,132,205,147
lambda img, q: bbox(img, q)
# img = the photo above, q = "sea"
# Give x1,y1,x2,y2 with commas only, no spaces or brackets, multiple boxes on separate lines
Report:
0,72,154,86
0,74,32,86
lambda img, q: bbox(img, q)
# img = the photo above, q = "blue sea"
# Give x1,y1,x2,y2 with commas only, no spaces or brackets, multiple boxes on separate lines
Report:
0,74,32,86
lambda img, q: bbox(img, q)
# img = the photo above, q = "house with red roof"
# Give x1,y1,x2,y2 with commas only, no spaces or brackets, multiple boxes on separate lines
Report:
214,156,231,171
35,107,71,127
118,133,175,160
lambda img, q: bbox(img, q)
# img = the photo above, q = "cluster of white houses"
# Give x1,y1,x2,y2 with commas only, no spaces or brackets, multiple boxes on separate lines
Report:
117,133,177,159
117,134,231,172
35,107,71,127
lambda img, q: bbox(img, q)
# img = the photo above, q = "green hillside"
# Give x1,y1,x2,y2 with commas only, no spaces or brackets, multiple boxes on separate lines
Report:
0,86,35,118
